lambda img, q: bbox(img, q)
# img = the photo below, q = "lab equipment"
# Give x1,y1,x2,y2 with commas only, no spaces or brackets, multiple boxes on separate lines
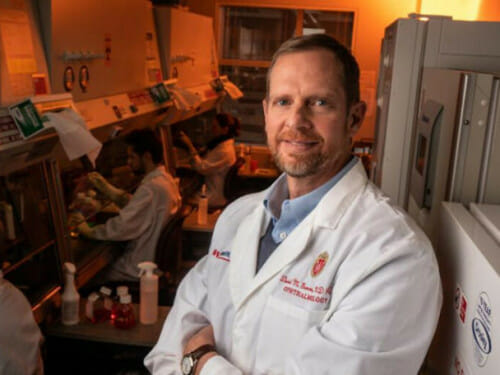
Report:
427,202,500,374
110,285,129,324
138,261,158,324
407,68,500,245
85,292,100,323
113,294,136,329
372,15,500,209
98,286,113,321
0,202,15,241
197,184,208,225
61,262,79,325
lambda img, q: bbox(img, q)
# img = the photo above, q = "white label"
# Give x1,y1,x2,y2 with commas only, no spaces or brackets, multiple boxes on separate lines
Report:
472,292,492,367
62,300,79,325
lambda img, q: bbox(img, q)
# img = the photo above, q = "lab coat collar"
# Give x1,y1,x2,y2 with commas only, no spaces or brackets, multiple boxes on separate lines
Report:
313,160,367,230
229,159,368,310
140,165,167,184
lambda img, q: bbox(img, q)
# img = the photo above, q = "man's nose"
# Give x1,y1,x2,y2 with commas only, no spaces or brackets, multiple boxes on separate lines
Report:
285,103,311,129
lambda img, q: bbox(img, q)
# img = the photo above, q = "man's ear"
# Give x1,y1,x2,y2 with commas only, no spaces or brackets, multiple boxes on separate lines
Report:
347,101,367,137
262,98,269,128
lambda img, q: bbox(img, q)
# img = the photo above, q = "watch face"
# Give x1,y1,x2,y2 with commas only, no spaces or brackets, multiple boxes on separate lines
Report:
181,356,193,375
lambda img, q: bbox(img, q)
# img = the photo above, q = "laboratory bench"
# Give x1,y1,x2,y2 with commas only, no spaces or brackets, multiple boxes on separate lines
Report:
43,299,170,374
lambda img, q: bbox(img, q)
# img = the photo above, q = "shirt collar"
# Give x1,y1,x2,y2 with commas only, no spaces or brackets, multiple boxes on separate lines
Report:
263,156,358,221
141,165,166,184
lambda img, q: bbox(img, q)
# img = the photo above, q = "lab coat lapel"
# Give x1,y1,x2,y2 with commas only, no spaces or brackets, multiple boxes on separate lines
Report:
229,203,270,309
250,213,313,289
229,160,368,310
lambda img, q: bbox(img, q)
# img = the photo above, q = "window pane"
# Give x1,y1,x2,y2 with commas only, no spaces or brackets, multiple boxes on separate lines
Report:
221,7,297,61
302,10,354,49
220,65,267,144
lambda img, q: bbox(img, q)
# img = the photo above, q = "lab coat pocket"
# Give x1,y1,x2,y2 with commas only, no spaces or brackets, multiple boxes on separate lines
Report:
255,295,326,373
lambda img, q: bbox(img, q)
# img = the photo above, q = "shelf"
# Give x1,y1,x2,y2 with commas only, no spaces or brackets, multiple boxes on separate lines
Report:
2,239,56,275
1,236,24,253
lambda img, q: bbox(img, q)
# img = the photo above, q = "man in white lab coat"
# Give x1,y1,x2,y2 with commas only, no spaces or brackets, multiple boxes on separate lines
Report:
145,34,442,375
72,128,181,281
177,113,240,208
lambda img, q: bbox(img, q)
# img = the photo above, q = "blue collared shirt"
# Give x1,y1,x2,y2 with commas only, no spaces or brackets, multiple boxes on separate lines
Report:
256,157,358,272
263,156,358,243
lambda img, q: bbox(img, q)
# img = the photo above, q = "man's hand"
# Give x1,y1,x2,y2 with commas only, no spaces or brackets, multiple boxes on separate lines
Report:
87,172,129,208
67,212,94,237
87,172,112,196
184,325,217,375
67,211,85,228
178,131,192,147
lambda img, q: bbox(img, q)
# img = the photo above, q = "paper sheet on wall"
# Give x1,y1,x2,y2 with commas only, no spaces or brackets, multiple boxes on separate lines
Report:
43,109,102,166
0,7,38,98
168,86,202,111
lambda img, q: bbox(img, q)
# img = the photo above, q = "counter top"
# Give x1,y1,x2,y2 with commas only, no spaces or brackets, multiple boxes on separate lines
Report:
46,302,170,348
182,208,221,232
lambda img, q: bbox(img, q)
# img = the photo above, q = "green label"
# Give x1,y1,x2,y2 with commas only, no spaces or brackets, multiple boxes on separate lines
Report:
8,99,44,138
149,83,170,104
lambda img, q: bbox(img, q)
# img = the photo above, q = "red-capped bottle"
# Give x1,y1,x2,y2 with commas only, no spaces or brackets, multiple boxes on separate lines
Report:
113,294,136,329
111,285,129,324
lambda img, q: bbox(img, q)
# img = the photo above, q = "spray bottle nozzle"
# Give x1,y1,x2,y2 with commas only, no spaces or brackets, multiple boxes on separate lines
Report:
201,184,207,197
64,262,76,274
137,261,158,277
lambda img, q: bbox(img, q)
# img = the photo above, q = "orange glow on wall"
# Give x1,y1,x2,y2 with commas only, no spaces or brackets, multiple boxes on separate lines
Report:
420,0,482,20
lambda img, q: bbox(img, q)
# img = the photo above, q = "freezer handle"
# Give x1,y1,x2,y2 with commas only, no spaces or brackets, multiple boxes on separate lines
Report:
447,74,470,201
477,78,500,203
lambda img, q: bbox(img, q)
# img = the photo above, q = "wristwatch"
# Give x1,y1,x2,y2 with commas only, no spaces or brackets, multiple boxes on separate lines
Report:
181,344,216,375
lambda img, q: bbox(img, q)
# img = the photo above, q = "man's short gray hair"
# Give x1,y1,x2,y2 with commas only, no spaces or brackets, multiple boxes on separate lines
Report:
266,34,360,107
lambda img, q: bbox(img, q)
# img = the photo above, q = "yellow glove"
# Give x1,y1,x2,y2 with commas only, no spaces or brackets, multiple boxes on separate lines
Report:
87,172,112,196
87,172,128,206
67,211,85,228
67,211,93,237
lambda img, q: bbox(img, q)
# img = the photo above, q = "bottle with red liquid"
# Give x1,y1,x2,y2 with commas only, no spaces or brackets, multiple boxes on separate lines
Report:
93,286,113,322
113,294,136,329
110,285,129,324
85,292,101,323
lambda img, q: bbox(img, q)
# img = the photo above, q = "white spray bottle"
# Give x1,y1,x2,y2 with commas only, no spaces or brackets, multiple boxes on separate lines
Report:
61,262,80,325
197,184,208,225
138,261,158,324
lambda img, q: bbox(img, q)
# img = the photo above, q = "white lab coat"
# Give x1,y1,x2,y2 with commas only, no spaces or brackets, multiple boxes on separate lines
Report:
191,138,236,207
0,274,44,375
90,166,181,280
145,161,442,375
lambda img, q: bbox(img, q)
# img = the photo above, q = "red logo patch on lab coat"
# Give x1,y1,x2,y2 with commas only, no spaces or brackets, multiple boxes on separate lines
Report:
311,252,329,277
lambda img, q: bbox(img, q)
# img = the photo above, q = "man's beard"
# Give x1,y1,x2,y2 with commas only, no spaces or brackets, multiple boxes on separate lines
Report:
270,129,329,178
132,160,146,176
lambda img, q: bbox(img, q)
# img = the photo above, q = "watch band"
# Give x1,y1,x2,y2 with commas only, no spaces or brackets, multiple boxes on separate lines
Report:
183,344,216,375
190,344,216,360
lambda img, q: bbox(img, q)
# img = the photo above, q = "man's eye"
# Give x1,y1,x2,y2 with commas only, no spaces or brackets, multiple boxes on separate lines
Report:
275,99,289,106
313,99,327,106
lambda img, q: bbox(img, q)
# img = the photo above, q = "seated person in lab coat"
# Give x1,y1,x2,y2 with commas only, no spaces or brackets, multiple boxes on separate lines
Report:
177,113,240,207
70,128,181,282
145,34,442,375
0,270,44,375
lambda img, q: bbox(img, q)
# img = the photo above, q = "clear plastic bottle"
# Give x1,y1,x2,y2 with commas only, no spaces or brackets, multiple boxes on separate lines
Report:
61,262,80,325
197,184,208,225
138,261,158,324
0,202,16,241
244,145,252,173
85,292,100,323
113,294,136,329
